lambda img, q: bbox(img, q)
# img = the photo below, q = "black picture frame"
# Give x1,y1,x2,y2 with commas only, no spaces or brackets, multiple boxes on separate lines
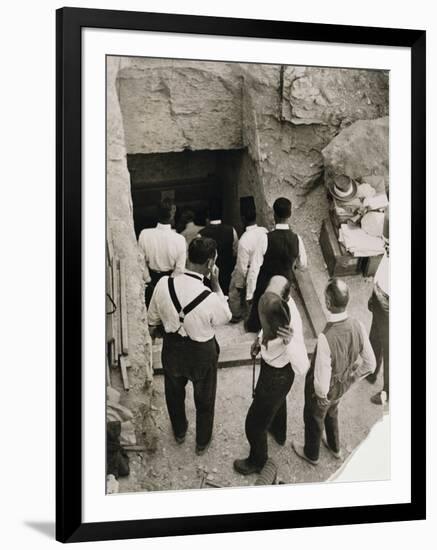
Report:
56,7,426,543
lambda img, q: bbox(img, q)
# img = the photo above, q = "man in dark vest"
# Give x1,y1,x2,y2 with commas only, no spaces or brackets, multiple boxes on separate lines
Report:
245,197,307,333
292,278,376,465
200,199,238,295
147,237,232,455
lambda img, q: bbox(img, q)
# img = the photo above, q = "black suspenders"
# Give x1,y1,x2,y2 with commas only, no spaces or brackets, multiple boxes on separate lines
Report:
167,277,211,325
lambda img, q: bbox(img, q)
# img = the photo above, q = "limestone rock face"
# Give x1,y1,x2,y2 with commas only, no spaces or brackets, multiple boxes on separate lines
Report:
115,58,389,221
282,67,389,128
118,59,243,154
107,57,153,390
321,117,389,187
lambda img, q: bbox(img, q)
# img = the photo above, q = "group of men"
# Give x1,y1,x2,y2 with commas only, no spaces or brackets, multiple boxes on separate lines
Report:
142,195,389,475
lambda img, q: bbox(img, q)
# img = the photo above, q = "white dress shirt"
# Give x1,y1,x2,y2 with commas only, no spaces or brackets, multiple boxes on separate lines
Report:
138,223,186,282
247,224,308,300
232,224,268,300
258,296,309,375
313,312,376,399
148,270,232,342
374,251,390,297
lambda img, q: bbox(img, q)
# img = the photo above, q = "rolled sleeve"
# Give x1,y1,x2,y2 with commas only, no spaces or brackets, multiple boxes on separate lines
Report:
210,295,232,327
313,333,332,398
354,321,377,378
246,234,268,300
296,235,308,270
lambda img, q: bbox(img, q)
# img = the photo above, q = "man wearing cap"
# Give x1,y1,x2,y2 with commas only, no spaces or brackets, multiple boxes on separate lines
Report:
292,278,376,465
245,197,308,333
233,275,309,475
366,206,390,405
148,237,232,455
228,205,268,323
200,199,238,295
139,199,187,308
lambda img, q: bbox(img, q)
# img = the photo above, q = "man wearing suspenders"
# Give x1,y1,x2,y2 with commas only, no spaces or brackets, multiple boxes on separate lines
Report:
148,237,232,455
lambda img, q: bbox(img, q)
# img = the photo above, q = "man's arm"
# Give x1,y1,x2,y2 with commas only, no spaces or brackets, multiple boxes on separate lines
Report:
283,301,309,376
138,232,151,283
210,265,232,325
295,235,308,270
172,238,187,277
234,240,249,289
246,233,268,301
313,333,332,400
147,279,163,334
353,321,377,379
232,228,239,257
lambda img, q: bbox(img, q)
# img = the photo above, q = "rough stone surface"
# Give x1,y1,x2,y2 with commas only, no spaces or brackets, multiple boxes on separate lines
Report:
118,58,243,154
115,58,389,213
321,117,389,187
107,57,153,396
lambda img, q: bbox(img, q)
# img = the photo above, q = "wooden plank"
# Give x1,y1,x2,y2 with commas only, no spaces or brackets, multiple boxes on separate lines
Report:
119,259,129,355
119,355,130,391
112,258,120,365
106,232,114,267
293,267,327,338
106,356,112,387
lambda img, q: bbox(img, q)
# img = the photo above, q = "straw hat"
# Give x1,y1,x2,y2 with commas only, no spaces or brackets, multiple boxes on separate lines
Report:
327,174,358,202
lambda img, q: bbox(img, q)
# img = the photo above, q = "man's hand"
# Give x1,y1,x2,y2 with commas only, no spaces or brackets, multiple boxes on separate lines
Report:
209,264,221,292
250,338,261,359
277,325,293,345
315,394,330,409
149,325,164,340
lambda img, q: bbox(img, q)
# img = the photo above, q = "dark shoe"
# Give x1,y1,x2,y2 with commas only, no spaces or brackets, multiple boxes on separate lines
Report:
371,391,388,405
233,458,262,476
268,428,286,446
195,439,211,456
365,373,377,384
322,435,343,460
174,423,188,444
291,440,319,466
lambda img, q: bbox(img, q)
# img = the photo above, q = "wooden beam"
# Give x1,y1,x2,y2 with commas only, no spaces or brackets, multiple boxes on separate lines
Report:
119,259,129,355
119,355,130,391
293,268,326,338
112,258,120,365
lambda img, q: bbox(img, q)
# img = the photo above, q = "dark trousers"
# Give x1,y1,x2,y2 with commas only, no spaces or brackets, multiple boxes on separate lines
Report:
145,269,172,308
303,388,341,462
245,360,295,468
369,291,389,394
162,333,219,447
245,273,269,332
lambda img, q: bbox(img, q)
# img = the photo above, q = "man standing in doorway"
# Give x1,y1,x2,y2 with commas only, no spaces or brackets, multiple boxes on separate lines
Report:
234,275,309,475
228,203,268,323
292,278,376,465
138,199,186,308
148,237,232,455
245,197,308,332
200,198,238,295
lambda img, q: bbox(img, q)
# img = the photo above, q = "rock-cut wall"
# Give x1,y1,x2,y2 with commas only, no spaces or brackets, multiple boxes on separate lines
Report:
116,58,388,218
107,57,153,391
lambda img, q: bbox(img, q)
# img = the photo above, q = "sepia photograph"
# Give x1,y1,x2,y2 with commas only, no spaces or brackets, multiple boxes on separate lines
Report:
105,55,390,495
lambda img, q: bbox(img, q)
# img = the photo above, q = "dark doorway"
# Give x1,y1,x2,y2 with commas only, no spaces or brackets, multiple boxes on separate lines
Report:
127,149,245,238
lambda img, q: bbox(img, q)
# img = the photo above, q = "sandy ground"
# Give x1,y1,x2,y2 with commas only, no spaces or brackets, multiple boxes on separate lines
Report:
116,186,387,494
118,365,385,493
